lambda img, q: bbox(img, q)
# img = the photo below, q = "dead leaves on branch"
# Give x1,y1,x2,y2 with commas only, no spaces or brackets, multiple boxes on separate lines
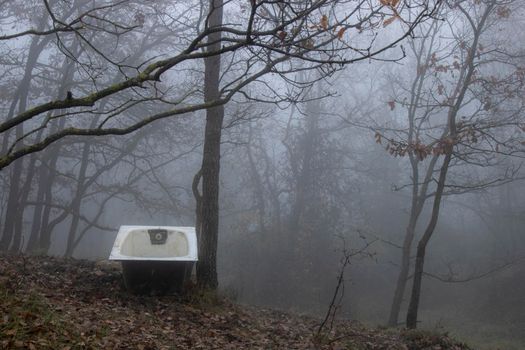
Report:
496,6,511,19
309,14,347,41
379,0,401,27
383,15,398,27
320,14,329,30
379,0,400,7
375,132,459,161
274,0,408,50
375,122,489,161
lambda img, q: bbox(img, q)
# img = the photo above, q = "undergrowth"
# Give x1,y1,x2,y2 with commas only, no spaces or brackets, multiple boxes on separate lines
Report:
0,285,84,349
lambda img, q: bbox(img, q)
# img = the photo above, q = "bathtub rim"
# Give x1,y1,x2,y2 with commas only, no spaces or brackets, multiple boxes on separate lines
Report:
109,225,198,261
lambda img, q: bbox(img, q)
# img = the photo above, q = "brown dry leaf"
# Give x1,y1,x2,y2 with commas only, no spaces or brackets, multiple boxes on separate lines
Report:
383,16,397,27
4,328,17,336
375,132,382,144
380,0,400,7
388,100,395,111
337,27,346,40
320,15,328,30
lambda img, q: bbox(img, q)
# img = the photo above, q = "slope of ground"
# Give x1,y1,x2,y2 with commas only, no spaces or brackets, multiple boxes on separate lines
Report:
0,255,472,349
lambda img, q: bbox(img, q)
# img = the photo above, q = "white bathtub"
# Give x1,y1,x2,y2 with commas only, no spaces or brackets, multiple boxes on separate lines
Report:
109,225,198,261
109,225,198,294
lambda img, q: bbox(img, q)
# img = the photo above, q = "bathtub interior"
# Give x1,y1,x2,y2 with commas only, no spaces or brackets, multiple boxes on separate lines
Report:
110,226,197,261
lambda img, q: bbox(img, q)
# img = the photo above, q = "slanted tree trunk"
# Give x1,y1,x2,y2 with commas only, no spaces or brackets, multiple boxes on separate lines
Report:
196,0,224,289
405,1,493,328
386,20,442,325
387,218,417,326
388,153,440,326
406,151,451,328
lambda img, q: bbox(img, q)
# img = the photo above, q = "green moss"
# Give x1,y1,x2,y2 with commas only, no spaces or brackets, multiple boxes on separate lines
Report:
400,328,471,350
0,286,84,349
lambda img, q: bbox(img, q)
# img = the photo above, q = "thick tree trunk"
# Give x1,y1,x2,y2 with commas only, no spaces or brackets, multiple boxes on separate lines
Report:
196,0,224,289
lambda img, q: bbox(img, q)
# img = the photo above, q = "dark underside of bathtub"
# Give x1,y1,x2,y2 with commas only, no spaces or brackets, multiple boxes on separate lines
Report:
121,260,194,295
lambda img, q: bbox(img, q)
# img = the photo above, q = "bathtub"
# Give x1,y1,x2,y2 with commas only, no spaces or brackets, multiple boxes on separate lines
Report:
109,225,198,294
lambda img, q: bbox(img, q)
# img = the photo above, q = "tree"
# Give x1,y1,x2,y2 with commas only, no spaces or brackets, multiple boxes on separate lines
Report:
0,0,441,287
196,0,224,289
373,0,524,328
0,0,189,254
0,0,440,168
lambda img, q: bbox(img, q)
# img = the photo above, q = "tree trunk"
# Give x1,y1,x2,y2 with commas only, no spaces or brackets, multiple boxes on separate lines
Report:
9,150,40,253
0,14,51,251
387,219,417,326
406,151,452,328
246,125,266,234
64,142,90,258
0,160,22,251
387,154,439,326
37,145,63,253
26,62,74,253
196,0,224,289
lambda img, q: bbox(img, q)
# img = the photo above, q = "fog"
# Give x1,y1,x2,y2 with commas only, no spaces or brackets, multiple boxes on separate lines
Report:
0,0,524,348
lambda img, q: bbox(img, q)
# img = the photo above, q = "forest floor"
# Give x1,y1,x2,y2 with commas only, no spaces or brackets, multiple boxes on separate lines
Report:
0,255,473,350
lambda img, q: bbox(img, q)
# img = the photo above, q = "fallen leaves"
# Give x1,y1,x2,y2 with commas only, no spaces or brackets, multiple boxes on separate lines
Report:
0,255,472,350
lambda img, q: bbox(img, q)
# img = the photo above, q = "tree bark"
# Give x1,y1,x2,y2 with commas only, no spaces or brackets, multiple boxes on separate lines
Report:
387,219,417,326
406,151,452,328
405,2,492,328
0,13,52,251
196,0,224,289
64,142,90,258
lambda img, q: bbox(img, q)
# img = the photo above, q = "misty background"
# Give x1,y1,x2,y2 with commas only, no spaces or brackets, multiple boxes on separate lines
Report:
0,1,524,349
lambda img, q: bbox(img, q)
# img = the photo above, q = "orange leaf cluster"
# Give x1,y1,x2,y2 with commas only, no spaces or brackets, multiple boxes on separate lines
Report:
379,0,400,7
311,14,348,41
496,6,511,18
337,27,346,40
320,15,328,30
383,16,397,27
375,132,461,161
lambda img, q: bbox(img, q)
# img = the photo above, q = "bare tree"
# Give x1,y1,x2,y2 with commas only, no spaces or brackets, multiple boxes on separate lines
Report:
372,0,524,328
0,0,441,288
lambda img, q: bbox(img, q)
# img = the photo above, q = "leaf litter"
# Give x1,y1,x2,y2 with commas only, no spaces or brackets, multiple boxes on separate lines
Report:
0,255,472,349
